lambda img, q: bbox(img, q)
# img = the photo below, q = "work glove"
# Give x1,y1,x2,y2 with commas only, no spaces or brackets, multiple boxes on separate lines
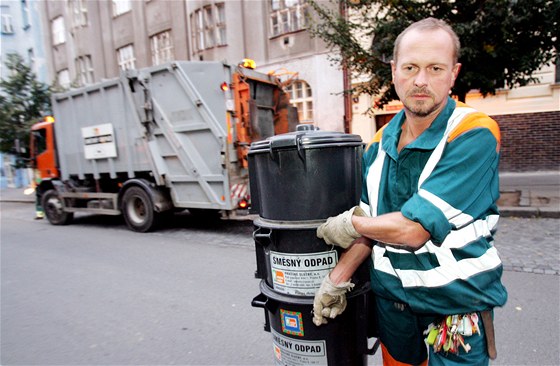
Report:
317,206,366,248
313,273,354,326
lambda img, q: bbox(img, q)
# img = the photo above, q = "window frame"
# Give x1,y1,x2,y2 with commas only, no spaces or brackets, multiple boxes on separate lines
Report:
1,12,14,34
190,2,227,54
51,16,65,45
21,0,31,30
75,55,94,86
285,80,313,123
269,0,309,38
117,44,136,71
150,30,174,66
112,0,131,17
69,0,88,28
57,69,71,89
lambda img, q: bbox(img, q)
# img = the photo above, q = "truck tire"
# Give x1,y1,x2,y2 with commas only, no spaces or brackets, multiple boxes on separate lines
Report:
121,186,156,232
42,189,73,225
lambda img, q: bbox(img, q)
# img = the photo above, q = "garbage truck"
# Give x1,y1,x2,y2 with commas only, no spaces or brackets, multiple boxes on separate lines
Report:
30,61,297,232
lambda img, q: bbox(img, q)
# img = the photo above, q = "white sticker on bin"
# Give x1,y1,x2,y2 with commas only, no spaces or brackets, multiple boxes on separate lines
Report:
272,329,327,366
270,251,338,296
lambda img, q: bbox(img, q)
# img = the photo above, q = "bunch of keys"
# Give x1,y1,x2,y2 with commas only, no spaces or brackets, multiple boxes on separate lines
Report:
424,313,481,355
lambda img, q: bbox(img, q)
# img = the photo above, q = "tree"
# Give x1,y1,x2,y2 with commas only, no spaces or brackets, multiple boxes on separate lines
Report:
309,0,559,106
0,53,52,158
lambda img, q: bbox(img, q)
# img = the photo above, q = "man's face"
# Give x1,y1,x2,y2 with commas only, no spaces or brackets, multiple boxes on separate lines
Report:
391,28,461,119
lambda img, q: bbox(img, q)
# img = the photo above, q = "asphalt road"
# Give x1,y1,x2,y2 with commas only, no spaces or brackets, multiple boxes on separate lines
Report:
1,202,559,365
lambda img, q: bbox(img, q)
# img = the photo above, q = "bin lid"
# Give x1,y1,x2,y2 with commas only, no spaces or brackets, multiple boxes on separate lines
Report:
249,127,363,154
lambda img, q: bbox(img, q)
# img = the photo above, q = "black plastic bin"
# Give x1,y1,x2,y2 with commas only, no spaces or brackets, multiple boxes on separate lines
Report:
249,127,377,366
253,217,370,297
248,128,363,221
252,280,375,366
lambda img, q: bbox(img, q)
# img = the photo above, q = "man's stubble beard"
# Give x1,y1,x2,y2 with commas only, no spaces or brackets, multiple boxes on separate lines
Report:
403,89,439,118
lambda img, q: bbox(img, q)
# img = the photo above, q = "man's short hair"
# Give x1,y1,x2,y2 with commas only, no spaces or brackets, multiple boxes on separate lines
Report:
393,17,461,64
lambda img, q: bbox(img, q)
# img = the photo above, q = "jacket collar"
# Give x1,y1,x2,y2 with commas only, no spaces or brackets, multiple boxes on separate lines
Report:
382,97,456,159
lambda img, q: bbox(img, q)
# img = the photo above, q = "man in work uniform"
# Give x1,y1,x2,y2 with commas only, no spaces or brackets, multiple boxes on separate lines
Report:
312,18,507,365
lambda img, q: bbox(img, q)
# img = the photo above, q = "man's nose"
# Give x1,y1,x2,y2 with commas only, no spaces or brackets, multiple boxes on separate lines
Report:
414,69,428,87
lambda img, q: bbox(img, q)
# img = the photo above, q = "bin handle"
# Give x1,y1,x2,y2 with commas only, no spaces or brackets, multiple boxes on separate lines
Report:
251,293,268,309
251,293,271,332
367,339,381,355
252,226,272,246
296,135,306,163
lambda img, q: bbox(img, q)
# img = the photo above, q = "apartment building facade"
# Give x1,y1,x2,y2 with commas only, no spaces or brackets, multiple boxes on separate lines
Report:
37,0,559,171
39,0,346,132
0,0,48,82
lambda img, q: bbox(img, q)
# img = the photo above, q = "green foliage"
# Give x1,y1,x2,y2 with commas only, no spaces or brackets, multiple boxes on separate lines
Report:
309,0,559,106
0,53,52,156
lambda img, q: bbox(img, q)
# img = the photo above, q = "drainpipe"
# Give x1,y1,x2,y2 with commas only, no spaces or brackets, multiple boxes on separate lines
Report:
340,0,352,133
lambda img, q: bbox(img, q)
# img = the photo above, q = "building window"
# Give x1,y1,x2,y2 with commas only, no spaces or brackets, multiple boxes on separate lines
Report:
204,5,215,48
69,0,88,28
57,69,71,89
112,0,131,17
150,31,174,66
75,55,94,85
51,16,65,45
117,44,135,70
21,0,30,29
27,48,34,69
270,0,309,37
215,3,226,46
190,2,226,53
1,9,14,34
285,80,313,123
191,9,204,52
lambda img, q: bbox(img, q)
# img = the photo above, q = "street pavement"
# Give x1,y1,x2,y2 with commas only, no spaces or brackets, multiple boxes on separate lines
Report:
3,170,558,277
0,188,558,365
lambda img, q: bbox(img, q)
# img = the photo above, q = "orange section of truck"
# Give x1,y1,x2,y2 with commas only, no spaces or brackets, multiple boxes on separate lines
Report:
30,118,59,179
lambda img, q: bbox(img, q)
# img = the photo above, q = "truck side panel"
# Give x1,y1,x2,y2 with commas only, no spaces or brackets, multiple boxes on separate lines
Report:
141,62,231,209
51,61,235,210
52,80,151,181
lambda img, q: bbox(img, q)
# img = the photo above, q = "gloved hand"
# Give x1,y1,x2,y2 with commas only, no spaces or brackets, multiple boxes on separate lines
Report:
317,206,366,248
313,273,355,326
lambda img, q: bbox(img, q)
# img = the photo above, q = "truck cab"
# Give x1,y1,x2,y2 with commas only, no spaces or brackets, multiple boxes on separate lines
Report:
30,116,59,180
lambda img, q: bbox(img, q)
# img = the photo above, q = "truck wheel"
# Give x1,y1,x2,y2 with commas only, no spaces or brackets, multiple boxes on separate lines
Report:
121,186,156,232
42,189,73,225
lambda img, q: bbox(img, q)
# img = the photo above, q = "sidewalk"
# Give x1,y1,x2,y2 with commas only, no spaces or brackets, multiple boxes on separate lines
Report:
498,171,560,218
1,171,558,217
0,186,35,203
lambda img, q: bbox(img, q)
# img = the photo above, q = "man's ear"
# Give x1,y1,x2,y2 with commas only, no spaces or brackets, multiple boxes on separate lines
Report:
451,63,462,85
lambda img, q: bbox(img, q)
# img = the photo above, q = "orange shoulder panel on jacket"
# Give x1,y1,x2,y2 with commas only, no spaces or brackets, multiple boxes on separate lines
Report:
366,123,389,149
447,112,501,151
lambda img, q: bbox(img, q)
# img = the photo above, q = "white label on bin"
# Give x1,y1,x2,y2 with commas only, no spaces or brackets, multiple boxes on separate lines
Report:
270,251,338,296
272,329,327,366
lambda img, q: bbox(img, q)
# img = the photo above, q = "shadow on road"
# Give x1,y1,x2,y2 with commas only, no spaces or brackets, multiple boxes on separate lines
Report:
69,209,255,235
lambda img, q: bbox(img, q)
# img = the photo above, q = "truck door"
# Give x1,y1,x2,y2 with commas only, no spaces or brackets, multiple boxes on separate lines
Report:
30,118,58,179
